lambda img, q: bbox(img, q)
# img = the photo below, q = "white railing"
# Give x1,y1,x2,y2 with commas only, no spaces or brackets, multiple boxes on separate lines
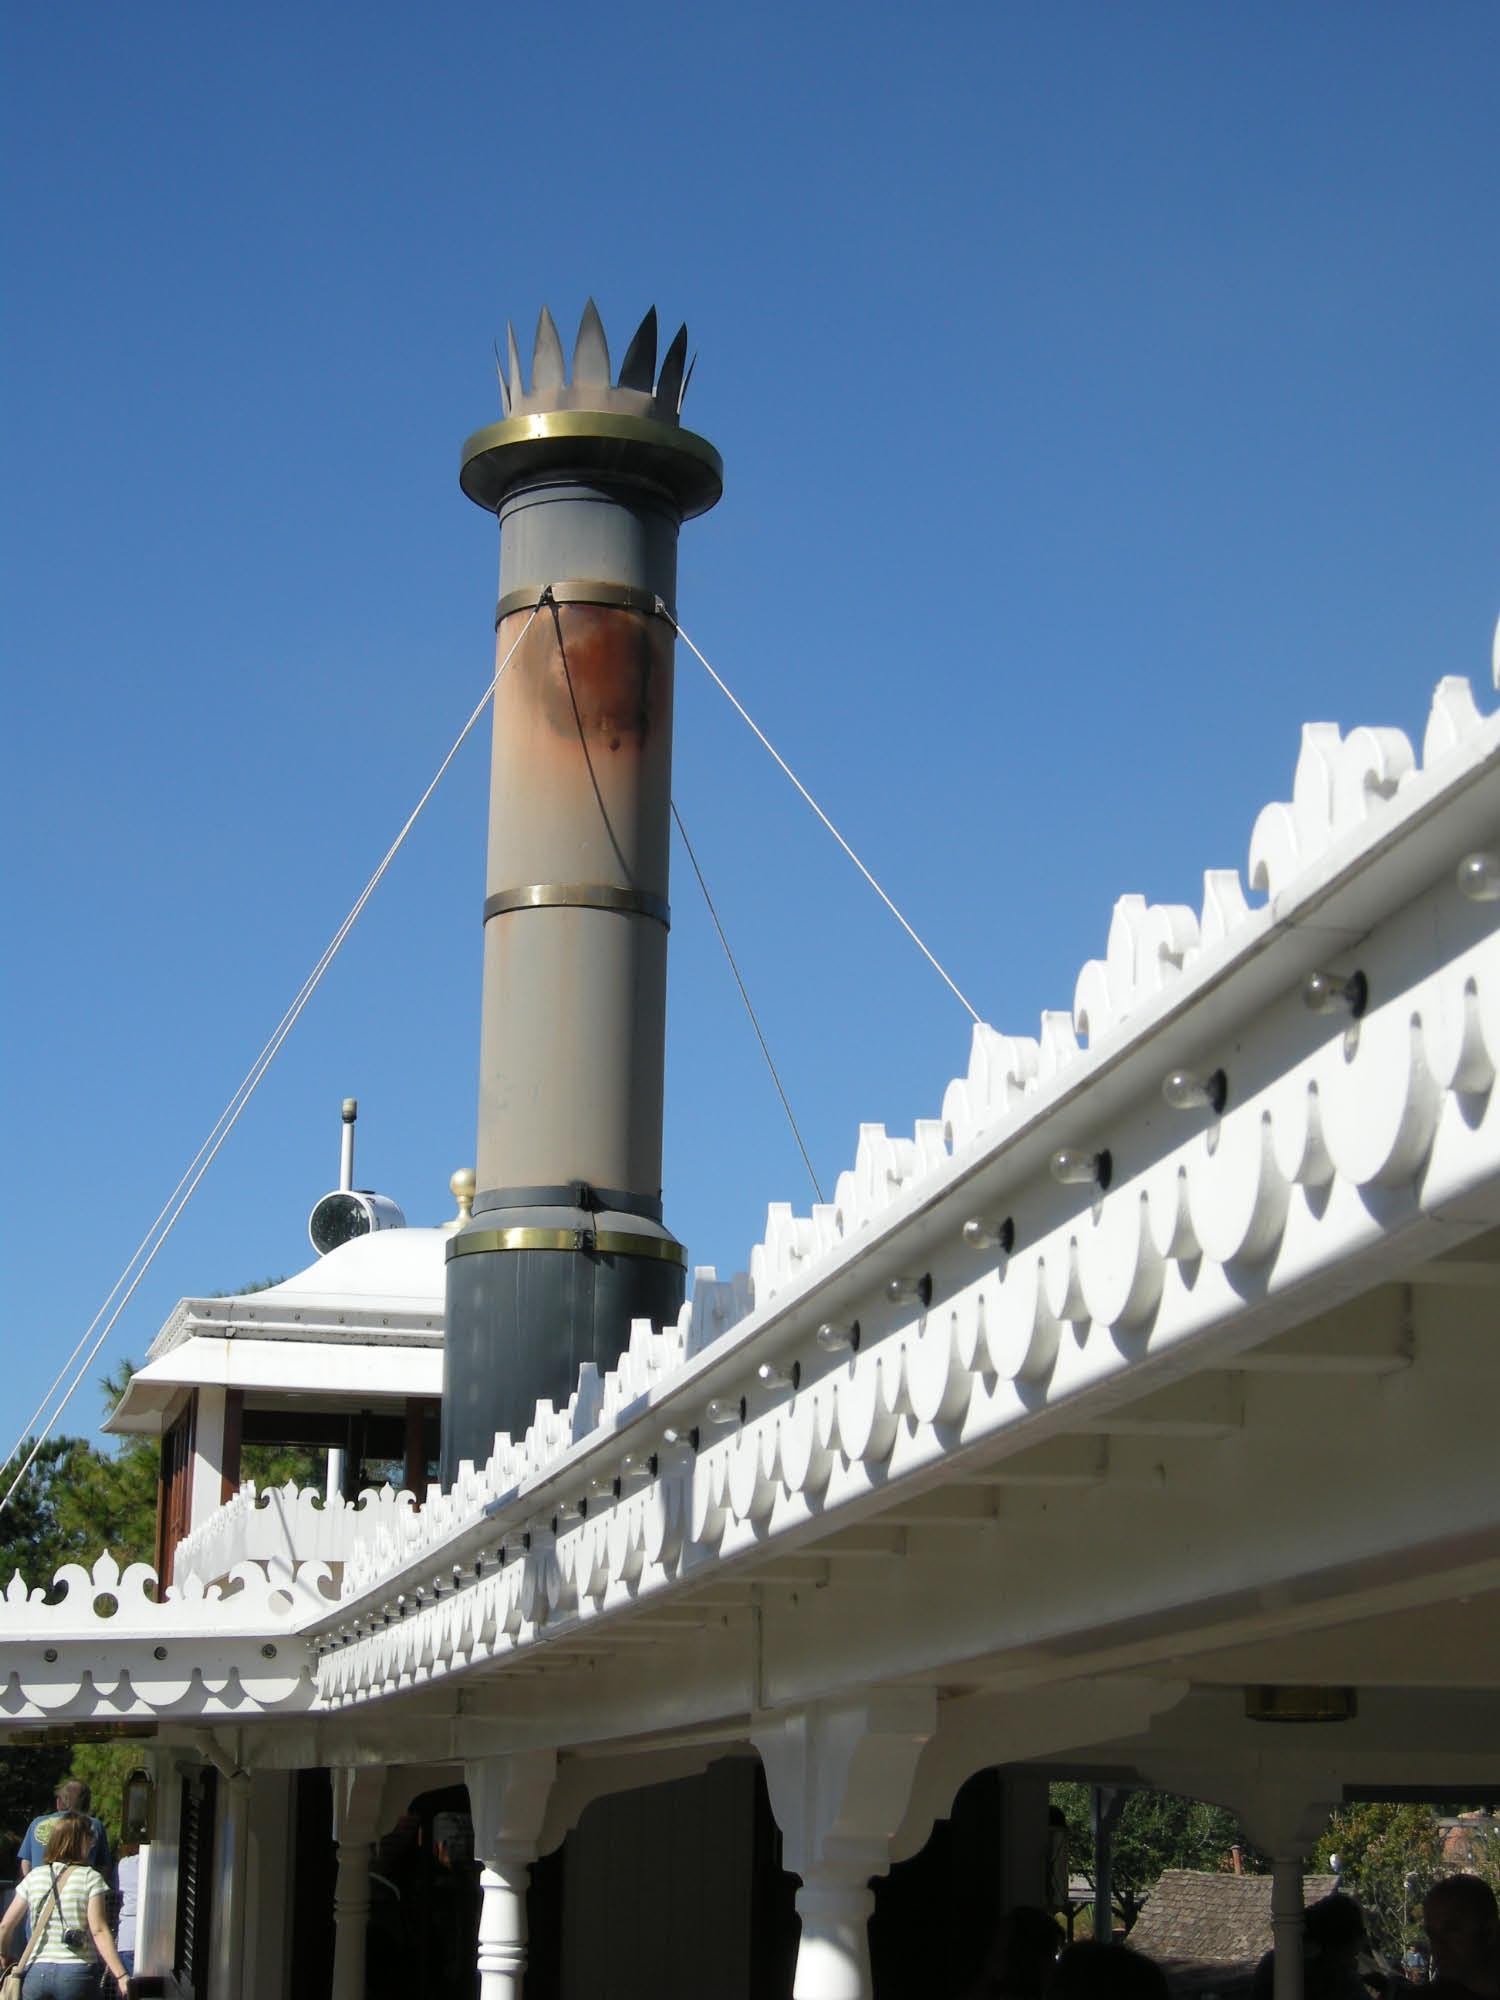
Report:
173,1480,418,1587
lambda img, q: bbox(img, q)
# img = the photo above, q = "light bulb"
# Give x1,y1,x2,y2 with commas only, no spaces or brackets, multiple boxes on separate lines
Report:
885,1273,932,1307
704,1396,745,1427
756,1360,800,1390
962,1216,1014,1252
1457,852,1500,902
1302,970,1367,1017
816,1320,861,1352
1050,1147,1111,1190
1162,1068,1228,1114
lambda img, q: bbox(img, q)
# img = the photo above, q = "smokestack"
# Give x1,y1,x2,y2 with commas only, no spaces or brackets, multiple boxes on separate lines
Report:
441,301,723,1483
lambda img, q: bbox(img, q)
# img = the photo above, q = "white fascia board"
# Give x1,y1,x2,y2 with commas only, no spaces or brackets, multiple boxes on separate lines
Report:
103,1336,442,1435
147,1297,443,1361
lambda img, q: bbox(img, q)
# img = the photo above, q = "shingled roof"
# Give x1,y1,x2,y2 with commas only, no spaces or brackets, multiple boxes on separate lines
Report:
1129,1871,1341,1991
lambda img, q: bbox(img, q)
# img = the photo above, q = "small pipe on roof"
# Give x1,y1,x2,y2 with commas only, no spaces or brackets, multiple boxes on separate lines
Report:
340,1099,358,1192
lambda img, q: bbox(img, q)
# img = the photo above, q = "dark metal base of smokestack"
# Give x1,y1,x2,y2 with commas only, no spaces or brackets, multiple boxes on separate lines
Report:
440,1186,685,1482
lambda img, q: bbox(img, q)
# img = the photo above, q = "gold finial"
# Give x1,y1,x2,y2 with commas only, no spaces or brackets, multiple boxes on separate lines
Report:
450,1168,476,1225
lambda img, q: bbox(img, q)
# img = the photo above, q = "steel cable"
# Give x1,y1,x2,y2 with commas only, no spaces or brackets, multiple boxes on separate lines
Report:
0,606,542,1515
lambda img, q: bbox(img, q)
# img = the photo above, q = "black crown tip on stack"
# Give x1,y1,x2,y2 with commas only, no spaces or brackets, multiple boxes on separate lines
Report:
495,301,696,424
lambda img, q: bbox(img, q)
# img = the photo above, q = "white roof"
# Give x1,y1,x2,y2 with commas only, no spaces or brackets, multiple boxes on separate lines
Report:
231,1226,450,1317
104,1226,448,1435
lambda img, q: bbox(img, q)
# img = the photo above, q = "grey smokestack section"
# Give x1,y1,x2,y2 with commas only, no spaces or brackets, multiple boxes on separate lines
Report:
441,303,722,1482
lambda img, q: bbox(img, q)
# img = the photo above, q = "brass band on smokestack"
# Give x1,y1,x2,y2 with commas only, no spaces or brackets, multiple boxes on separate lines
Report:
441,301,722,1482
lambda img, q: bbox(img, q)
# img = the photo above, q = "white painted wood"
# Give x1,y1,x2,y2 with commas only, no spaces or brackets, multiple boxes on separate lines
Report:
190,1386,228,1530
466,1750,555,2000
330,1765,387,2000
756,1692,936,2000
476,1860,530,2000
173,1479,417,1590
210,1773,252,2000
241,1772,295,2000
329,1839,371,2000
792,1881,876,2000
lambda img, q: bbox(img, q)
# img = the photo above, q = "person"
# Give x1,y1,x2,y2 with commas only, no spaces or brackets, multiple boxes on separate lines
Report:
966,1906,1065,2000
17,1784,112,1881
110,1845,140,1978
1047,1939,1171,2000
1423,1876,1500,2000
1253,1893,1375,2000
0,1811,132,1999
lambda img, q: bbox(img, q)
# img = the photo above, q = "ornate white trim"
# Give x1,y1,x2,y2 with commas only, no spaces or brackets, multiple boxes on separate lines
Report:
173,1480,419,1588
0,1552,326,1721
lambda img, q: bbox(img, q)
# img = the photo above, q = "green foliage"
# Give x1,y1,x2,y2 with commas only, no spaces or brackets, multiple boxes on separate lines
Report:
69,1740,147,1852
0,1403,157,1606
1312,1803,1446,1960
1052,1783,1260,1930
242,1441,323,1490
0,1436,83,1590
1464,1824,1500,1899
54,1365,160,1570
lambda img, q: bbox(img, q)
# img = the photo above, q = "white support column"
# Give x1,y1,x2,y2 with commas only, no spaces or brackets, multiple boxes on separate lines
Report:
791,1880,878,2000
220,1771,252,2000
183,1731,253,2000
755,1690,937,2000
1271,1853,1307,2000
330,1840,371,2000
189,1386,228,1528
466,1750,557,2000
330,1766,387,2000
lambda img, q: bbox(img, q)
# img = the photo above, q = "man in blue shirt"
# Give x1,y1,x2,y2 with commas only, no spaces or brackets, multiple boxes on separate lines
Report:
17,1778,113,1879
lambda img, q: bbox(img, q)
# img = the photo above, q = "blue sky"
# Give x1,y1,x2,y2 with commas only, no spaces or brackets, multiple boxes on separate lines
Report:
3,3,1497,1465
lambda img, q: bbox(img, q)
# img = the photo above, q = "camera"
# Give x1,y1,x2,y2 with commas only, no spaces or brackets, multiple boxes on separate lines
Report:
61,1927,86,1948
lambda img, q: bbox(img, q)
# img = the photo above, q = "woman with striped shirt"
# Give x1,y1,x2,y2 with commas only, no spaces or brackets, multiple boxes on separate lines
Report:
0,1812,132,1999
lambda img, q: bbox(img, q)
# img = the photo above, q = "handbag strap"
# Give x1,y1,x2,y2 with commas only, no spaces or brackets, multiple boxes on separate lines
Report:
46,1864,75,1945
14,1868,65,1975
